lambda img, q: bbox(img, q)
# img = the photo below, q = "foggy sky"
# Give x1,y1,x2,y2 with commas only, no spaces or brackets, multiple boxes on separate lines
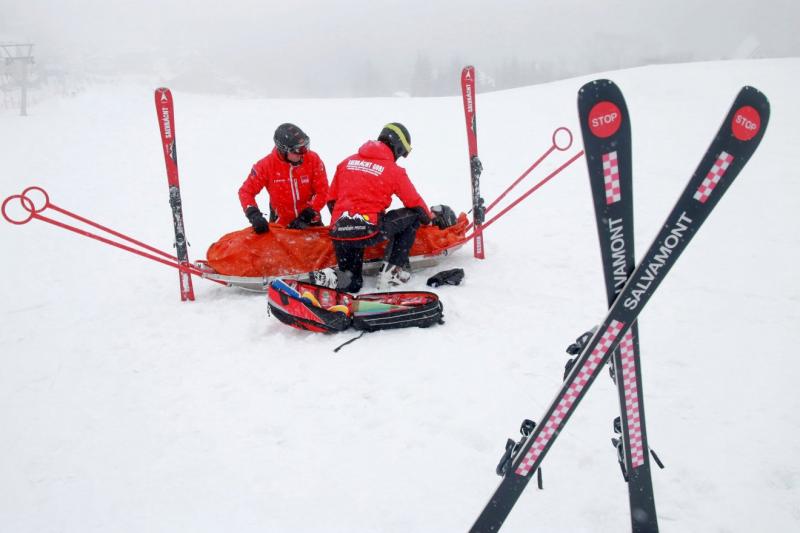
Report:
2,0,799,96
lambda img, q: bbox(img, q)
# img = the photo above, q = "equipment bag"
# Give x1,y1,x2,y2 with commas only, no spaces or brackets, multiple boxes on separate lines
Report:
267,279,443,333
267,279,353,333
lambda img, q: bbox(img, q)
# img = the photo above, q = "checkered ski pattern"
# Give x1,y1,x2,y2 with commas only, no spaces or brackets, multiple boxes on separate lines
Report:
693,151,733,203
617,329,645,469
515,320,626,477
603,151,621,204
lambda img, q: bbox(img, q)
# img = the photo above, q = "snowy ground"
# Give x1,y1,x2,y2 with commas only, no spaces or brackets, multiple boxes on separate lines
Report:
1,58,799,532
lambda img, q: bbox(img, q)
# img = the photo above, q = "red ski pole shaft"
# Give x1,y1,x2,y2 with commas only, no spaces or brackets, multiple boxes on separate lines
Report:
2,187,225,285
13,186,179,261
484,145,555,215
464,149,552,234
46,203,179,262
31,211,219,280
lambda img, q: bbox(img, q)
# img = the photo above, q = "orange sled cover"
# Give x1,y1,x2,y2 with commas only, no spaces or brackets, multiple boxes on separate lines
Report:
206,213,468,278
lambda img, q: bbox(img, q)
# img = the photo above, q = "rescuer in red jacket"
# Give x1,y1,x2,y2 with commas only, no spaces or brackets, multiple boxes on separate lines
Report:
238,123,328,233
323,122,433,292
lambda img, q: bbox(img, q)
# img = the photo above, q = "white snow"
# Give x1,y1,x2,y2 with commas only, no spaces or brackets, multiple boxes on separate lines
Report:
1,58,799,532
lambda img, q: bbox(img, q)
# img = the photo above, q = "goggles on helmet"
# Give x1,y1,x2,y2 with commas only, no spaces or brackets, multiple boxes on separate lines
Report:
288,142,309,155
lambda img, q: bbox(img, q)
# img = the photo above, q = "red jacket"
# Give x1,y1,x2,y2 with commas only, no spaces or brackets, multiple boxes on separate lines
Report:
328,141,431,224
238,148,328,225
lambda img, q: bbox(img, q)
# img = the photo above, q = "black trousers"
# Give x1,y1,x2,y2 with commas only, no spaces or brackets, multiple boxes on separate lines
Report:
333,208,422,292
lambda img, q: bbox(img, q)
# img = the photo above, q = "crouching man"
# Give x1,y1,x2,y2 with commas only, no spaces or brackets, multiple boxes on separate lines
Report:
325,122,432,292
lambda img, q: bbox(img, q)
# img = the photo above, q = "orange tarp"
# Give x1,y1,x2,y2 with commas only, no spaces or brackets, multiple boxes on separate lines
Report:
206,213,468,277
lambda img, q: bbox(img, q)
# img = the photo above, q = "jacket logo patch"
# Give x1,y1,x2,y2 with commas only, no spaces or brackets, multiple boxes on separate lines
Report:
329,211,380,241
346,160,384,176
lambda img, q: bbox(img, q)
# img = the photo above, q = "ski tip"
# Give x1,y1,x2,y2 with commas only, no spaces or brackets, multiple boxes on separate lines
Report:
577,79,624,108
578,78,616,93
577,80,629,142
740,85,766,96
739,85,771,111
154,87,172,104
728,86,770,144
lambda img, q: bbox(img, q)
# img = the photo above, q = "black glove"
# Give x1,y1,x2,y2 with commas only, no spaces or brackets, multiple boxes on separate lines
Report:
426,268,464,287
287,207,319,229
411,206,431,225
299,207,319,223
430,204,457,229
287,218,308,230
245,205,269,234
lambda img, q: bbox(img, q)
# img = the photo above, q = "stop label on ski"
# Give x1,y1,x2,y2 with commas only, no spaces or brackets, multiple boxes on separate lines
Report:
587,100,623,138
732,105,762,140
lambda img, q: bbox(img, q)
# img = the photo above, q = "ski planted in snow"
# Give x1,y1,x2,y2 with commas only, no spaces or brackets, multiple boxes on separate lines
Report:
578,78,659,532
155,87,195,301
470,85,770,532
461,66,485,259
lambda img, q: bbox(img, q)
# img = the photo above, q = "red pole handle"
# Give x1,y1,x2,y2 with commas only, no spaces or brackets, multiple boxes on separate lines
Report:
2,193,36,225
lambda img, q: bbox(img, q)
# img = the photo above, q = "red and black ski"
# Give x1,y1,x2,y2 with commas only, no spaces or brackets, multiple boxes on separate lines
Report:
461,66,485,259
470,85,770,532
155,87,195,301
579,79,659,532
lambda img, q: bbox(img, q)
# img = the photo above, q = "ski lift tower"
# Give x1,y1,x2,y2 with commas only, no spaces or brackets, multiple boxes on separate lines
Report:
1,43,35,116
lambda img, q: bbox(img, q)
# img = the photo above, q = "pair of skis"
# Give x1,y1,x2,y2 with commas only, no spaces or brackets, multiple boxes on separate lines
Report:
155,88,195,301
469,82,769,532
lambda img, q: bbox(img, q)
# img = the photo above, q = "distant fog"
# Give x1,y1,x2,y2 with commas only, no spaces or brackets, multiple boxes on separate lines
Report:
2,0,798,97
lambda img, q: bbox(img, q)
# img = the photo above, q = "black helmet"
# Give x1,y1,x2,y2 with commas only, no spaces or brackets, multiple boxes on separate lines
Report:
378,122,412,159
274,123,310,156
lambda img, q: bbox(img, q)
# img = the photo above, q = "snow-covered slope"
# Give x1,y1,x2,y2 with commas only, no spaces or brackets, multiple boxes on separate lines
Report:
1,58,799,532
